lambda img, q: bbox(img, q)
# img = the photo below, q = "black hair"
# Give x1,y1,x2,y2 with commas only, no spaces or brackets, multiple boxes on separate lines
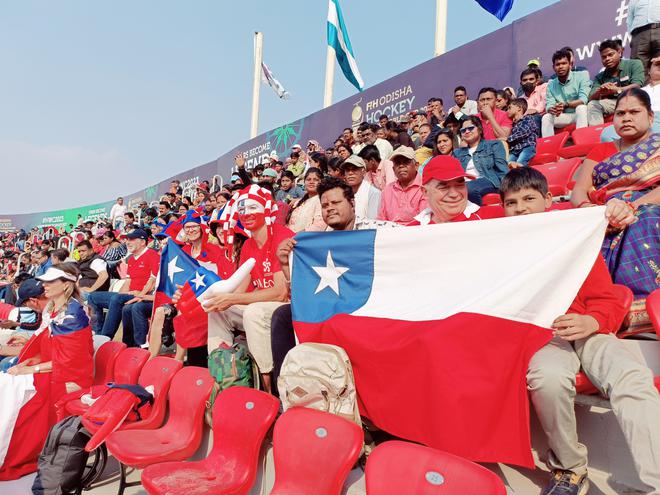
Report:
309,152,328,174
509,98,528,113
280,170,295,182
432,128,456,156
499,167,549,200
461,115,484,139
14,272,32,285
336,143,353,156
358,144,381,162
443,112,462,126
317,177,354,203
343,127,353,133
615,87,653,113
327,156,343,172
159,201,171,209
379,114,389,121
357,122,370,133
369,123,381,133
285,167,324,224
478,87,498,99
552,48,572,64
428,97,444,105
454,86,467,94
76,240,93,250
520,68,539,81
51,248,69,262
144,207,158,218
124,211,135,220
103,230,117,241
599,39,623,52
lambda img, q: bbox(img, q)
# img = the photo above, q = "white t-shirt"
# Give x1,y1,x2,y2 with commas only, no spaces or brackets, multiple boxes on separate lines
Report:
109,203,127,221
465,147,480,179
643,83,660,125
90,258,108,275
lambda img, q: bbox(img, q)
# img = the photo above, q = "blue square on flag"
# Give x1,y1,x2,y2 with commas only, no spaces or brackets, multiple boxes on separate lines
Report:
291,230,375,323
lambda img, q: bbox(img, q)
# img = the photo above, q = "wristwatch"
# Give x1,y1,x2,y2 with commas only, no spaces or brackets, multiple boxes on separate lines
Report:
34,365,40,373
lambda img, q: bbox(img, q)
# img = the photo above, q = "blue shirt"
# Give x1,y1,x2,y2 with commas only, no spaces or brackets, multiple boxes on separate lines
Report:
628,0,660,33
34,258,52,277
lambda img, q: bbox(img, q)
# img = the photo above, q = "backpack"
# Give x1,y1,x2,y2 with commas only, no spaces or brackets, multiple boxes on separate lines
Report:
206,337,259,423
32,416,92,495
277,343,362,428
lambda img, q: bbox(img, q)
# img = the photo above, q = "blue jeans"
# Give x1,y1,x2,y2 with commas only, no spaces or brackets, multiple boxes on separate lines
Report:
87,291,134,339
467,178,498,206
121,301,152,347
509,146,536,167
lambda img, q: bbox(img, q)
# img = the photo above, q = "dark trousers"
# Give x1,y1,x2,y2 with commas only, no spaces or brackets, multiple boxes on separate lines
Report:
631,25,660,77
270,304,296,397
87,291,133,338
121,301,152,347
467,178,498,206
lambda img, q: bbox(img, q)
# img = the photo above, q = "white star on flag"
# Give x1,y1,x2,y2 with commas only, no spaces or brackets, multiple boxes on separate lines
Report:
192,271,206,290
168,256,184,283
312,251,349,296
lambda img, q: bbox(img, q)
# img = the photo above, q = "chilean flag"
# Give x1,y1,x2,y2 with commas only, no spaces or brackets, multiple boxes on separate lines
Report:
291,207,608,467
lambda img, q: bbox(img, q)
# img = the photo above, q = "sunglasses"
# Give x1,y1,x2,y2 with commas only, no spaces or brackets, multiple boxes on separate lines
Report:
459,125,477,135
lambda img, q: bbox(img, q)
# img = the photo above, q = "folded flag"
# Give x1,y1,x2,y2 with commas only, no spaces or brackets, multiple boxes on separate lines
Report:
476,0,514,21
327,0,364,91
291,207,607,467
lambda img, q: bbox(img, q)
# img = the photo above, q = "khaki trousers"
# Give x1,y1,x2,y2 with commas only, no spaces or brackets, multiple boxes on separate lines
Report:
587,98,616,126
527,334,660,493
208,302,287,373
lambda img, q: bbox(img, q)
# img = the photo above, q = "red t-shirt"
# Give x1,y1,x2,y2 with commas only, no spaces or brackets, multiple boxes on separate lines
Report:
407,205,504,226
478,109,513,140
239,224,294,291
127,248,160,291
585,141,617,163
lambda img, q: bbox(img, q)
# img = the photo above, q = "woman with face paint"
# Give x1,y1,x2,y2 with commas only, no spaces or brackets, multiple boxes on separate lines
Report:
205,185,294,393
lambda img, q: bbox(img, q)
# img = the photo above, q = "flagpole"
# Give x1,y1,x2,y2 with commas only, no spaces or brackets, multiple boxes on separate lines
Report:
323,44,335,108
250,31,264,138
434,0,448,56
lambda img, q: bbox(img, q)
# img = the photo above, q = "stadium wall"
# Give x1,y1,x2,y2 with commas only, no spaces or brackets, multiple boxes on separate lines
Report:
0,0,629,231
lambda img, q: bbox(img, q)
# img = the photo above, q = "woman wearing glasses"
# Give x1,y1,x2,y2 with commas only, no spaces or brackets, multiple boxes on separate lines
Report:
453,116,509,205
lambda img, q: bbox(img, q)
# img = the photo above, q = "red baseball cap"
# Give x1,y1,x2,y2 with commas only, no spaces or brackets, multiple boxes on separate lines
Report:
422,155,475,185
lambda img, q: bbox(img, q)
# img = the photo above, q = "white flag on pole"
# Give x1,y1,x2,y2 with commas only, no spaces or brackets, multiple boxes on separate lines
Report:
261,62,290,100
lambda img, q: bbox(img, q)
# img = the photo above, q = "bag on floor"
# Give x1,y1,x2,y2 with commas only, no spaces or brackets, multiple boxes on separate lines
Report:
277,343,362,428
206,337,259,424
32,416,91,495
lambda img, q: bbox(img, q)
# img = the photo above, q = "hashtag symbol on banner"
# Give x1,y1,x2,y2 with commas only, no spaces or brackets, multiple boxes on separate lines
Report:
615,0,629,26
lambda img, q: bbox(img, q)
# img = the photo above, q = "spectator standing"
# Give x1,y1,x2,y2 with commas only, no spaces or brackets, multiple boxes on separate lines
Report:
340,155,382,220
542,49,590,137
378,146,427,224
588,40,645,126
477,87,513,139
628,0,660,75
453,117,509,205
109,197,127,230
507,98,538,167
449,86,478,118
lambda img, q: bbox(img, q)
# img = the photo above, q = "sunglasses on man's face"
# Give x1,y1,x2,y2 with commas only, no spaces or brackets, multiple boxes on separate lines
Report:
459,126,477,135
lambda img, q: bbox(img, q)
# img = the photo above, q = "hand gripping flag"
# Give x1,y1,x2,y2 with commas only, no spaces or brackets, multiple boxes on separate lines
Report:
327,0,364,91
476,0,514,21
291,207,608,467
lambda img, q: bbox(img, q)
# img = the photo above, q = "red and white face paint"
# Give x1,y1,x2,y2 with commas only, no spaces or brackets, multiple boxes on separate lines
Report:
237,198,266,231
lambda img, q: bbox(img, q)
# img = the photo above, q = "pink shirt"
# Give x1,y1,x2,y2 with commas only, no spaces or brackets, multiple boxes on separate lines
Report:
377,173,427,225
523,83,548,115
366,159,397,191
478,109,513,140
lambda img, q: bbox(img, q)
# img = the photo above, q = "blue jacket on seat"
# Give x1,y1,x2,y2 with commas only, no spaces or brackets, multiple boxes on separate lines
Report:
453,140,509,188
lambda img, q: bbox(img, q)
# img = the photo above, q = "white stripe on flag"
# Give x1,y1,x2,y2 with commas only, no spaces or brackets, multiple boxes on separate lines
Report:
351,207,608,328
327,0,364,91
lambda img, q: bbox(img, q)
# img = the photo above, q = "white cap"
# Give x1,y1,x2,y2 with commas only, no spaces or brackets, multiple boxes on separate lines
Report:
36,267,78,283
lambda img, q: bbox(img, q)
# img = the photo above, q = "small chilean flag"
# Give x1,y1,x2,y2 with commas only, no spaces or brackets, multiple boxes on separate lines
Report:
291,207,607,467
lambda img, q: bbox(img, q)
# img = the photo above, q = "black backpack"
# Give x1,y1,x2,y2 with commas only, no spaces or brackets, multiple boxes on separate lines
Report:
32,416,92,495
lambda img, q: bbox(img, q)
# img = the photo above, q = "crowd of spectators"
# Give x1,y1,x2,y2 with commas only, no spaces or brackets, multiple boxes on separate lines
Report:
0,21,659,494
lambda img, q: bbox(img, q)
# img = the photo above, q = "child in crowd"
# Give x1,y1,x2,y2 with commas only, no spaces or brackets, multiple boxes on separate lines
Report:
506,98,538,168
500,167,660,495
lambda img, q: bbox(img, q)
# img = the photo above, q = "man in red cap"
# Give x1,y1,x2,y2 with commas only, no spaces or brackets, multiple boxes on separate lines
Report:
408,155,503,225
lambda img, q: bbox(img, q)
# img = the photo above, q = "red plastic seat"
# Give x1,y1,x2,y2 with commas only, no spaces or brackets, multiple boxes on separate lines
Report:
481,193,501,206
65,348,150,417
93,341,126,386
141,387,279,495
270,408,363,495
654,377,660,394
83,356,182,433
529,132,570,166
365,441,506,495
575,284,634,395
647,289,660,338
558,124,613,159
106,367,213,494
532,158,582,196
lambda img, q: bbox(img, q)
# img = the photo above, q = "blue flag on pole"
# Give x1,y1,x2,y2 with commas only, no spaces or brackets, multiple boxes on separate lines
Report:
476,0,514,21
327,0,364,91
